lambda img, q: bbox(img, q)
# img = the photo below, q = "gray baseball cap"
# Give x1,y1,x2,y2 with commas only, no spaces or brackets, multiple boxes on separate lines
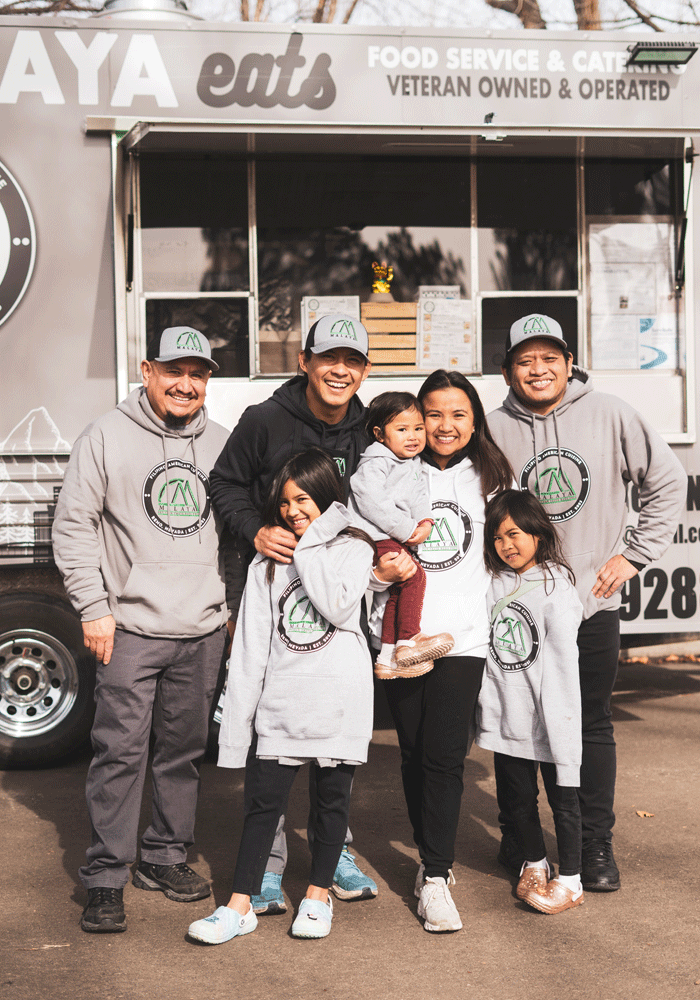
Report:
506,313,568,354
147,326,220,371
305,314,370,361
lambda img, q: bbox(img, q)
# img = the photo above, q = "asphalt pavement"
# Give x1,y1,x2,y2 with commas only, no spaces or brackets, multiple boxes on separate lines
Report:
2,656,699,1000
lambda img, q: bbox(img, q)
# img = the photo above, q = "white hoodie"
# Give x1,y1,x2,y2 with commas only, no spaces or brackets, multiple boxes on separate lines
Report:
476,564,583,786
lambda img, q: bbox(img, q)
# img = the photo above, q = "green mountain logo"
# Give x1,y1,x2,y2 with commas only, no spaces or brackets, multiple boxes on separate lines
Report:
523,316,551,336
288,596,328,633
330,319,357,340
157,478,200,517
536,466,576,505
495,616,527,657
176,331,203,351
423,518,458,552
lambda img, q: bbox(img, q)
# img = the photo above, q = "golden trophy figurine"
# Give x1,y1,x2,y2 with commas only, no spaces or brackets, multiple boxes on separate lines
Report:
370,260,395,302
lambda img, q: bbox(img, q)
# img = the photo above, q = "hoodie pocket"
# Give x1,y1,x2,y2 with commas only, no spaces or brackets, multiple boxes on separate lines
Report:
117,561,225,633
567,550,596,594
497,682,539,743
256,675,345,740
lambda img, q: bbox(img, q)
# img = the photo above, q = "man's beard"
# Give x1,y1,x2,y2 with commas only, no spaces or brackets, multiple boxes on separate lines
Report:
163,411,190,428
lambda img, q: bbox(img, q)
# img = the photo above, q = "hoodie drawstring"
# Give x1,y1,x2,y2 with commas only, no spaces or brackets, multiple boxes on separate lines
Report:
161,433,174,541
191,434,202,545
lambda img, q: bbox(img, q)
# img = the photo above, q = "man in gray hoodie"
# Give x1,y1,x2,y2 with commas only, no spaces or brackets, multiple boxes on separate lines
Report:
52,328,231,934
487,313,686,893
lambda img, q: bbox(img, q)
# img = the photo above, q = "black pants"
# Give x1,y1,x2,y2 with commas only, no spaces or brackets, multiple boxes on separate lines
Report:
495,754,582,876
384,655,485,880
231,756,356,896
497,609,620,846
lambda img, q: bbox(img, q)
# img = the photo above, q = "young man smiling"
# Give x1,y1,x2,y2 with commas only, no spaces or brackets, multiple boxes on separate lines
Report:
487,313,686,893
211,314,408,913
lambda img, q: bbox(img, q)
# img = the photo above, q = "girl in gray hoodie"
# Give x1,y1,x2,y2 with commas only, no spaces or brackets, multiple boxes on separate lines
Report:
189,450,385,946
477,490,584,915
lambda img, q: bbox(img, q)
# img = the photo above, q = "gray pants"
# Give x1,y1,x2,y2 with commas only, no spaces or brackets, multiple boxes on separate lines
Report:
80,626,226,890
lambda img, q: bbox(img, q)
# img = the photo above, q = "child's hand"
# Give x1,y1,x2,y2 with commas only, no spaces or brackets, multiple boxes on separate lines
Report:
375,549,417,583
254,525,298,563
406,522,432,546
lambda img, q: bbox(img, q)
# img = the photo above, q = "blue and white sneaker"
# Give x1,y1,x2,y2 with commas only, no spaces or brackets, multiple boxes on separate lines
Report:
291,897,333,939
251,871,287,915
188,905,257,945
331,847,378,901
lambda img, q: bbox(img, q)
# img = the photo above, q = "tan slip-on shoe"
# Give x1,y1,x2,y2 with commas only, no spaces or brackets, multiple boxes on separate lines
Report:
522,878,584,915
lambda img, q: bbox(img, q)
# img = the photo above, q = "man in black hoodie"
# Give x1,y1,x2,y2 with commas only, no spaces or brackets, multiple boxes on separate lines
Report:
211,314,413,914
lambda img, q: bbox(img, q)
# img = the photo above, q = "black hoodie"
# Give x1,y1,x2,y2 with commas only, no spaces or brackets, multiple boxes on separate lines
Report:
210,375,367,551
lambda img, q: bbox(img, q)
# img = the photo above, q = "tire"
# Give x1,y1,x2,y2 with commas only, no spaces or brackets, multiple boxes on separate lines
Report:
0,593,95,768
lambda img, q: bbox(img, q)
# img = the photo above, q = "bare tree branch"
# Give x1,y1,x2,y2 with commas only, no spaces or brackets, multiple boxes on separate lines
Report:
619,0,663,31
253,0,264,19
240,0,249,18
312,0,327,21
484,0,546,30
342,0,361,21
574,0,601,30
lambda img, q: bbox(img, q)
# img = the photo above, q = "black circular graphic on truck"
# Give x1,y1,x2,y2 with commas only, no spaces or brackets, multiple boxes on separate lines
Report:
142,459,211,536
519,446,590,523
489,601,541,671
0,159,36,328
415,500,473,573
277,577,337,653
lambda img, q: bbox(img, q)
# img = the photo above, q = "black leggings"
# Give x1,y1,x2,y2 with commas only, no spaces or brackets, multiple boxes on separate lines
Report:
384,655,485,880
494,754,582,877
231,756,356,896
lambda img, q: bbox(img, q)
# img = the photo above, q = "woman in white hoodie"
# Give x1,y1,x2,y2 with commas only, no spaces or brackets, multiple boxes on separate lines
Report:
384,369,513,933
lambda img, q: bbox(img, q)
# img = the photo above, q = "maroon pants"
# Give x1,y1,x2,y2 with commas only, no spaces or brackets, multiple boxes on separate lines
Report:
376,538,426,644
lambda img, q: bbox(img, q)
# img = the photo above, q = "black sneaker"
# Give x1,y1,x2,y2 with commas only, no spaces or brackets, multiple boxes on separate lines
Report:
497,830,524,878
81,887,127,933
582,839,621,892
133,861,211,902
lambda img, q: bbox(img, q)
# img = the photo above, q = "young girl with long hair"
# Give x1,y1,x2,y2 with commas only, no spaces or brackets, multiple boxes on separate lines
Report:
188,449,387,945
477,489,585,914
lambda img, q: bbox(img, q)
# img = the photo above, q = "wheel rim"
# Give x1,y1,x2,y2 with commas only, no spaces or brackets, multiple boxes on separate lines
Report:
0,629,80,738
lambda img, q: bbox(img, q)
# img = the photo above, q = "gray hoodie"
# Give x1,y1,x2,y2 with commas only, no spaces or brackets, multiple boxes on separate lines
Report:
52,387,229,638
218,503,380,768
476,565,583,786
487,369,687,620
349,441,432,543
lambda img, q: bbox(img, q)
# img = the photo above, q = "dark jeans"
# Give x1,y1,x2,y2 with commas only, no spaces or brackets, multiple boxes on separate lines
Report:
384,655,485,880
496,609,620,846
232,757,356,896
495,754,582,876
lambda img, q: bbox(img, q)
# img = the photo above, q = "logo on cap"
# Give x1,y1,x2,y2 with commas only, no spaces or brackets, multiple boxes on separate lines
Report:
330,319,357,341
523,316,551,336
176,330,203,352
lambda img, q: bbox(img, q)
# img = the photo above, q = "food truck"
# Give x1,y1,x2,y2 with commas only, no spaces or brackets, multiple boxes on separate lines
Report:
1,2,698,763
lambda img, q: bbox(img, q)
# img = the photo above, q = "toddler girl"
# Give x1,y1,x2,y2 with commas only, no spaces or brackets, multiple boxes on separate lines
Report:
477,489,584,914
350,391,453,680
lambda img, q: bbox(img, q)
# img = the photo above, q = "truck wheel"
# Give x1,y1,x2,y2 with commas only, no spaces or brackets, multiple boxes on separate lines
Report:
0,594,95,767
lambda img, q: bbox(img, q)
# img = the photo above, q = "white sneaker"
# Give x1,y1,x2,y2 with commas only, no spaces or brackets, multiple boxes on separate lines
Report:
414,862,425,898
417,873,462,932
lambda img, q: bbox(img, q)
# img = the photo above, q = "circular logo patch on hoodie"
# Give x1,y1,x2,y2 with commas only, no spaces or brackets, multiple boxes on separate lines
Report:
277,578,337,653
519,446,590,522
142,459,211,536
489,601,541,671
415,500,473,572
